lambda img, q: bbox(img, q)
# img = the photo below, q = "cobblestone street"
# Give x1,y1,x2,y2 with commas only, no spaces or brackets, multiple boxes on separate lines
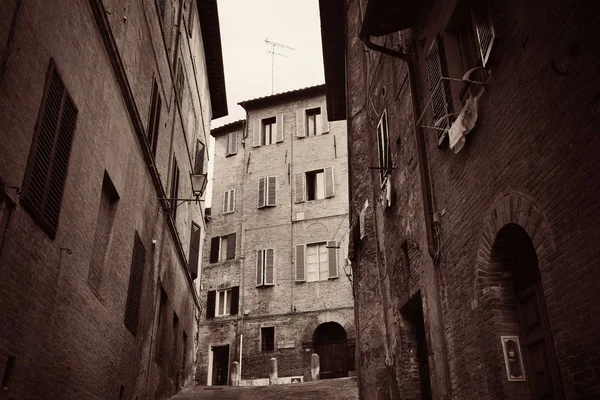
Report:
169,378,358,400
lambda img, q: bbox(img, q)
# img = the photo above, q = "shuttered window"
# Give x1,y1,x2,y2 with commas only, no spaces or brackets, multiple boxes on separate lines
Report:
305,167,334,201
258,176,276,208
188,222,201,279
147,79,161,157
209,233,236,262
21,59,78,238
256,249,275,287
223,189,235,214
473,8,495,67
226,132,238,156
194,140,205,174
261,327,275,352
170,156,180,221
295,244,306,282
124,232,146,334
210,287,239,317
426,36,451,145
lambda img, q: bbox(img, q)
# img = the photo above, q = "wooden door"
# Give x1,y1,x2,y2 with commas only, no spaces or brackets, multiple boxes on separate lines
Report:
211,345,229,386
316,342,347,379
516,282,564,399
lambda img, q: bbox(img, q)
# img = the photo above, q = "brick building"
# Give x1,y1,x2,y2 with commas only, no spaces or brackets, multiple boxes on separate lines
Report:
196,85,355,386
0,0,226,399
319,0,600,399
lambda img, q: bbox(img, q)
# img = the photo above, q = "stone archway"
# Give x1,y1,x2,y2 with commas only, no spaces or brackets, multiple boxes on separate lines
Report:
476,191,564,399
313,322,348,379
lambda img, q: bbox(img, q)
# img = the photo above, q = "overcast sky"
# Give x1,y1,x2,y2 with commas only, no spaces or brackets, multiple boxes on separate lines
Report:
205,0,325,207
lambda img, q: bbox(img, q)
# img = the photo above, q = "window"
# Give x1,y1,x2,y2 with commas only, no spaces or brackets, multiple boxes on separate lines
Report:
194,140,205,174
377,110,390,185
252,115,283,147
306,107,321,136
206,286,239,318
258,176,276,208
209,233,236,263
262,117,276,145
295,241,338,282
88,172,119,292
20,59,78,238
188,222,201,280
223,189,235,214
261,327,275,352
155,285,168,362
226,132,238,156
124,232,146,334
298,167,334,202
425,36,451,146
256,249,275,286
170,156,180,221
187,0,194,38
147,79,162,157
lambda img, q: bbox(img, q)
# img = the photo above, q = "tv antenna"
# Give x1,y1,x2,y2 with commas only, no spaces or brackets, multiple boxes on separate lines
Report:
265,38,295,94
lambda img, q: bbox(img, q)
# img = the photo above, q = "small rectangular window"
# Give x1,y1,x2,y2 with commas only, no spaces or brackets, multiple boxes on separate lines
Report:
306,108,321,136
262,117,276,146
306,170,324,200
216,289,231,316
261,327,275,351
306,242,329,282
256,249,275,286
124,232,146,334
194,140,205,174
209,233,236,262
223,189,235,214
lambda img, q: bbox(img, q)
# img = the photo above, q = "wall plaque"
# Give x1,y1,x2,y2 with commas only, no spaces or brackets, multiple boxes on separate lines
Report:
501,335,526,381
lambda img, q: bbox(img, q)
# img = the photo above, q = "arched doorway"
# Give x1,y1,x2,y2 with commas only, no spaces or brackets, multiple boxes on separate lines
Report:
313,322,348,379
491,223,564,398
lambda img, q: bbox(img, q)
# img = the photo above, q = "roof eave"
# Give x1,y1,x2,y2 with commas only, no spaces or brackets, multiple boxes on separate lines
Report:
238,84,326,111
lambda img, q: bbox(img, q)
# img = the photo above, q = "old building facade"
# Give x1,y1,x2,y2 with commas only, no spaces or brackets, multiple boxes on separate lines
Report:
0,0,226,399
196,86,355,386
320,0,600,399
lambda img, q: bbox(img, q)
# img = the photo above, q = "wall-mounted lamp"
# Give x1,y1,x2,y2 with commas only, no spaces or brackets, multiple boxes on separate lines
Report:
159,173,207,211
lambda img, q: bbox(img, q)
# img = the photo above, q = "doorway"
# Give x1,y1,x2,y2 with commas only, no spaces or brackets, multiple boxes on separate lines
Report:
313,322,348,379
210,345,229,386
491,224,564,399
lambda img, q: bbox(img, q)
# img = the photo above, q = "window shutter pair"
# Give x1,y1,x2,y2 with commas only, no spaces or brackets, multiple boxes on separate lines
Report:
188,222,201,279
226,132,238,155
124,232,146,334
21,59,78,238
425,36,450,146
258,177,276,208
223,189,235,213
256,249,275,286
194,140,205,174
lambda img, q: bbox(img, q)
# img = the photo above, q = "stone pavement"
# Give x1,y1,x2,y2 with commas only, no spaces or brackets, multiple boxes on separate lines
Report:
169,377,358,400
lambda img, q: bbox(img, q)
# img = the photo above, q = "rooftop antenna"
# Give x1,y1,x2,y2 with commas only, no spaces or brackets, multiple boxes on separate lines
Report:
265,38,295,94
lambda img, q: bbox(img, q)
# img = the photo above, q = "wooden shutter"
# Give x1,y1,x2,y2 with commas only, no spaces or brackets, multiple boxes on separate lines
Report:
253,120,261,147
296,109,305,138
206,290,216,318
124,232,146,334
258,177,266,208
267,176,276,206
265,249,274,285
230,286,239,315
426,36,450,145
189,222,200,279
194,140,205,174
324,166,335,198
328,241,338,278
21,60,78,238
320,103,329,134
473,10,495,67
170,157,179,220
295,244,306,281
256,250,263,286
227,132,238,155
276,114,284,142
294,173,305,203
229,189,235,212
223,190,229,214
209,237,219,263
227,233,236,259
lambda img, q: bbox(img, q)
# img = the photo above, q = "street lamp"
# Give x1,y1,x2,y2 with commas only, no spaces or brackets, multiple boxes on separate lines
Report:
160,173,207,211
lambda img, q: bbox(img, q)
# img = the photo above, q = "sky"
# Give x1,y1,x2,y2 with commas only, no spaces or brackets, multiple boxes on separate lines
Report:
205,0,325,207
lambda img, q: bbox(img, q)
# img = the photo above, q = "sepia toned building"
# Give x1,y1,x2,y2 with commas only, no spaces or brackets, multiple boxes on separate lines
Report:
320,0,600,399
196,85,355,386
0,0,226,399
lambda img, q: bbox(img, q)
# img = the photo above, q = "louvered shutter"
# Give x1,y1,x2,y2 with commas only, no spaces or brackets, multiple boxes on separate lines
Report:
276,114,284,142
124,232,146,334
194,141,205,174
267,176,276,206
256,250,263,286
253,120,261,147
209,237,219,263
426,36,450,145
258,178,266,208
473,11,495,67
265,249,274,285
324,167,335,198
230,286,239,315
295,245,306,281
22,60,78,238
228,132,238,155
206,290,216,318
189,223,200,279
229,189,235,212
328,241,338,278
320,103,329,134
296,109,305,138
227,233,236,259
223,191,229,214
294,173,305,203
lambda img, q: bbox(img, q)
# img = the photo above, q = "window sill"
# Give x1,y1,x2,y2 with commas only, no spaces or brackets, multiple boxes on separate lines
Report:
225,153,238,157
223,210,235,215
256,284,275,288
